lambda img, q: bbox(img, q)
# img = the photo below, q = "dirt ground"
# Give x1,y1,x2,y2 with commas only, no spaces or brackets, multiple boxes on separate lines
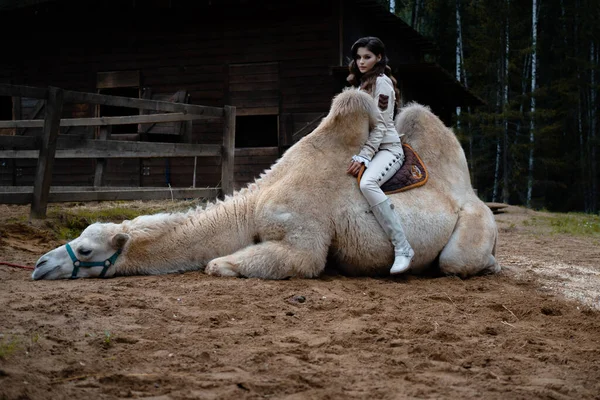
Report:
1,201,599,400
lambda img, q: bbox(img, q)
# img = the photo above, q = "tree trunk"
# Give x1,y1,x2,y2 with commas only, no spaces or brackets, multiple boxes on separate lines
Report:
493,67,502,203
578,77,587,211
574,0,590,212
502,0,510,204
454,0,476,187
590,41,598,212
455,0,463,130
411,0,421,30
527,0,538,207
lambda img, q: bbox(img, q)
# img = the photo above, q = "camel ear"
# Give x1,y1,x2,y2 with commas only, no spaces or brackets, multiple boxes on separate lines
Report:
111,233,130,250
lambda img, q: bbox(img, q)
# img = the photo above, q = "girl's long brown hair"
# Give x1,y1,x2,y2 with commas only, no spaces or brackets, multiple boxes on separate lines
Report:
347,36,400,115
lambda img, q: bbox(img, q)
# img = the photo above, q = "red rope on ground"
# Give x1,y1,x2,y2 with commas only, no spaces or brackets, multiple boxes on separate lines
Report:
0,261,34,270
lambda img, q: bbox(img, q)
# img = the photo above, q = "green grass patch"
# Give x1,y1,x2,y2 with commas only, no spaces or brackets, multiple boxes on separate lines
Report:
546,213,600,235
103,331,112,347
0,335,20,359
46,205,170,240
12,199,208,241
526,213,600,236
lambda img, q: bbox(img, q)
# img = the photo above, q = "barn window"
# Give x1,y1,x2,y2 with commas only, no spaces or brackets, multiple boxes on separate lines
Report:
229,62,280,148
0,96,14,135
0,96,12,120
96,70,141,136
235,115,279,148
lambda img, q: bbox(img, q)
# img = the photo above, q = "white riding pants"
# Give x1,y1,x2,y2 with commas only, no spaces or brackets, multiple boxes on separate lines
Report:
359,143,405,207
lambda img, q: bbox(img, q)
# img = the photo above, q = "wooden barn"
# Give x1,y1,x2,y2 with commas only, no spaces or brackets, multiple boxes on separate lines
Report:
0,0,482,192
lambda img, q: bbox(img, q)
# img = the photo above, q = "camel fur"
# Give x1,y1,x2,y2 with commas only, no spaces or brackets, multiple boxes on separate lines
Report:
32,88,499,280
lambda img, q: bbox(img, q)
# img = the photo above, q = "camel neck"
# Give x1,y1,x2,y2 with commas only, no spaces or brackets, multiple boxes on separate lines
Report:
116,193,257,276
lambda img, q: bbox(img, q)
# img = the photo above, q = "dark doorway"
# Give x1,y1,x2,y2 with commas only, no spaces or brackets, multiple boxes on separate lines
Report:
0,96,12,120
235,115,279,148
0,96,14,135
97,87,140,134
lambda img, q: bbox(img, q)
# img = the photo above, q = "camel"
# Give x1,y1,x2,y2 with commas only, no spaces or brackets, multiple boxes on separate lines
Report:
32,88,499,280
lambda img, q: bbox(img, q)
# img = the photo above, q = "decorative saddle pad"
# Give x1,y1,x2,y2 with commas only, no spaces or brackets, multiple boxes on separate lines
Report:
357,144,428,194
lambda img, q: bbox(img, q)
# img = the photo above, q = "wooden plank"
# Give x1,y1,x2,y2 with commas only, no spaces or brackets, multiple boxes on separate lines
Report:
183,120,193,144
93,126,111,187
63,89,224,117
234,147,279,157
229,81,280,92
107,133,140,141
0,135,40,149
234,170,269,180
69,112,200,126
137,87,153,138
221,105,236,196
0,139,222,159
97,70,141,89
236,107,279,116
27,100,45,119
229,73,279,84
486,202,509,214
235,155,278,165
230,98,280,109
0,112,208,129
230,89,280,99
292,112,326,141
12,96,21,121
229,62,279,75
0,84,224,117
31,86,63,219
0,187,220,204
19,99,44,135
0,84,48,100
139,90,189,136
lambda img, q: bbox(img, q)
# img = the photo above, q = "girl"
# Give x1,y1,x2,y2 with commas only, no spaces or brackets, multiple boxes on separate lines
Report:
345,36,414,275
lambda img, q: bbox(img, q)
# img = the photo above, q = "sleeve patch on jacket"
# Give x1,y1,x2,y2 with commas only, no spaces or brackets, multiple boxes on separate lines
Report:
378,94,389,111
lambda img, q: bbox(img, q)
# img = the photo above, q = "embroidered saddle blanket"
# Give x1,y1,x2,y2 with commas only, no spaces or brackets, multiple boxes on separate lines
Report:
357,144,428,194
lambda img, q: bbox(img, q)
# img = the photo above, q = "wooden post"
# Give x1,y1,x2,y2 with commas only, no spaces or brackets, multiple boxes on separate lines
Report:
11,96,21,185
93,125,112,187
30,87,64,219
221,105,236,196
184,120,196,187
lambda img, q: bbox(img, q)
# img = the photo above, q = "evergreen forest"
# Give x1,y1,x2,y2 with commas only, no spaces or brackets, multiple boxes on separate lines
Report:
386,0,599,213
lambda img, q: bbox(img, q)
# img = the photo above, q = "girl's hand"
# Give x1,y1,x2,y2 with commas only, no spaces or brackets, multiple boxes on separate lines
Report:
347,160,363,177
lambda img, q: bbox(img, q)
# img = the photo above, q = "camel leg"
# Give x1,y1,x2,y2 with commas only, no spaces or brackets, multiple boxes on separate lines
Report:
438,201,500,278
205,240,328,279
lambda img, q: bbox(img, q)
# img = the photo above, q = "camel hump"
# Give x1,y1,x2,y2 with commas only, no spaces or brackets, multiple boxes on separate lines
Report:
395,102,452,144
395,102,435,131
329,87,377,120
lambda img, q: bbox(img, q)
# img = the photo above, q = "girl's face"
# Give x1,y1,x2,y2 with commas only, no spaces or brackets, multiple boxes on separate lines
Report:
356,47,382,74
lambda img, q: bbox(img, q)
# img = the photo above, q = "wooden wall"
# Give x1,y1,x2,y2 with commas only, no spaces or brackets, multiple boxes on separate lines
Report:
0,0,340,190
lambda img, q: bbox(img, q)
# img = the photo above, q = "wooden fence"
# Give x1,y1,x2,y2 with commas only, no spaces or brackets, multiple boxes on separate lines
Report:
0,84,235,219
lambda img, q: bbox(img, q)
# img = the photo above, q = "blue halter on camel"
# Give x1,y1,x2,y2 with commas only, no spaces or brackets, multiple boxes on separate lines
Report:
65,242,121,279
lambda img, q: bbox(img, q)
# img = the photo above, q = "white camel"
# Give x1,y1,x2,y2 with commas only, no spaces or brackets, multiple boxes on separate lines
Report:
32,89,499,280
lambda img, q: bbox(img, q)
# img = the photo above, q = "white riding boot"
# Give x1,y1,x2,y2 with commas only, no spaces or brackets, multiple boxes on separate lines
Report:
371,198,415,274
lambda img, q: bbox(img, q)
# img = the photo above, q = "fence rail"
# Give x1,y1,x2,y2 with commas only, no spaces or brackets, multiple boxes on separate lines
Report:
0,84,236,219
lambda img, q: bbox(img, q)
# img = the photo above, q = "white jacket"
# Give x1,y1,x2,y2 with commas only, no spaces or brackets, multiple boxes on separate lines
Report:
357,74,402,161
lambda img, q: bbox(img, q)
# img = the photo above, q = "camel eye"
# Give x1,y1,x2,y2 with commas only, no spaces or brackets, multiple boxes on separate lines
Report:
78,248,92,256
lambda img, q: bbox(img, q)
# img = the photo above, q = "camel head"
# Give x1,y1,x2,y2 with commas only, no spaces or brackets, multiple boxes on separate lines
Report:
32,222,129,280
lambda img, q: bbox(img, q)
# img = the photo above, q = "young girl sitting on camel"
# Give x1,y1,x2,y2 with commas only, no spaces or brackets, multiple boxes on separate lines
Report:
345,36,414,275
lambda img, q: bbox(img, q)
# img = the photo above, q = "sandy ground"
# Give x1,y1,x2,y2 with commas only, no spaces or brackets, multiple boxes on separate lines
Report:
1,202,599,400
